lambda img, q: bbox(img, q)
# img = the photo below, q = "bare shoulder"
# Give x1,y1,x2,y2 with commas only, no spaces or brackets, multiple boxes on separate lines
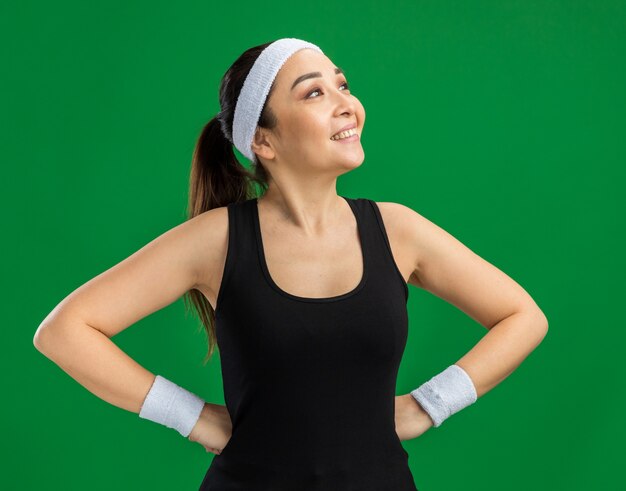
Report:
372,201,416,229
375,200,547,329
374,200,463,275
375,199,476,289
371,201,416,253
371,201,422,286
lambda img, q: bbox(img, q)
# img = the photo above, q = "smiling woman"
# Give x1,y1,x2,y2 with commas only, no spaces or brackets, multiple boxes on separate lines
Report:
34,36,547,491
185,38,424,491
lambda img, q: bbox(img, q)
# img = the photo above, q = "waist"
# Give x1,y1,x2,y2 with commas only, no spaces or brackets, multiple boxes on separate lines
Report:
201,447,416,491
220,420,407,469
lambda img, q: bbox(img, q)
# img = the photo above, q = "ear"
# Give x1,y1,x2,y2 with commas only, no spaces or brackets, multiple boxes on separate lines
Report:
251,127,276,161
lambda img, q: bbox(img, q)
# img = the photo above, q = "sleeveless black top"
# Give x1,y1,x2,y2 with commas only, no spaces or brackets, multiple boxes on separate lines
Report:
199,196,418,491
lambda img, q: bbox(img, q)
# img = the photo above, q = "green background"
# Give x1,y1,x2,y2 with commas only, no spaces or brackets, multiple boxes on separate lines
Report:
3,1,624,489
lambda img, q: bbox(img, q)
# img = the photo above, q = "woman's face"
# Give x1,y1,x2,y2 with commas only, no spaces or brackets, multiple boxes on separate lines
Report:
255,49,366,174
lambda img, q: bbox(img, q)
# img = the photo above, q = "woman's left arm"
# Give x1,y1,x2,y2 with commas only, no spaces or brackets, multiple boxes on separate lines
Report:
386,202,548,439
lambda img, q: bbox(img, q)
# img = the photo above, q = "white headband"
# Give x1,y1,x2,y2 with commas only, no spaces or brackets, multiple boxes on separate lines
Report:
232,38,324,163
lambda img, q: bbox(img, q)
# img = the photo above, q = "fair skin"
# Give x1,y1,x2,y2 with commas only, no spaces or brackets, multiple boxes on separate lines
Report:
33,49,548,457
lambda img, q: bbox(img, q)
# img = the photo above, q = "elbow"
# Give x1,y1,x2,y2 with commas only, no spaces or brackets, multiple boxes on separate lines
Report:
531,310,549,341
33,322,70,357
33,323,56,356
517,304,548,332
508,308,548,341
536,310,549,331
34,307,84,356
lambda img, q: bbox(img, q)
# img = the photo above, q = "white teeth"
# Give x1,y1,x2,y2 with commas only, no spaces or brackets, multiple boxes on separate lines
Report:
331,128,357,140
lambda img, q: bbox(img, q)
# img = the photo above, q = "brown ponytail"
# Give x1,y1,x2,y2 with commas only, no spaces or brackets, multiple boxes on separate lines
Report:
183,40,279,364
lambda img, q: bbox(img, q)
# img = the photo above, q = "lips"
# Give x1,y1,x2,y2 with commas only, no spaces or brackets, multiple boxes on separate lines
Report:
331,123,357,139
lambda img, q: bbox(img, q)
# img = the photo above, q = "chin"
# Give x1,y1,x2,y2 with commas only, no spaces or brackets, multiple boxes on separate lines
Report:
337,153,365,172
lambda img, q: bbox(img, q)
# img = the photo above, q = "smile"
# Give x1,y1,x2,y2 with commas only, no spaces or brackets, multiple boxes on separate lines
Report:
330,128,359,140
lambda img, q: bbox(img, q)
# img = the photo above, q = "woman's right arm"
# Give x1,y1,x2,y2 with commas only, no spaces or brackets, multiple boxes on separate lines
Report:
32,207,228,428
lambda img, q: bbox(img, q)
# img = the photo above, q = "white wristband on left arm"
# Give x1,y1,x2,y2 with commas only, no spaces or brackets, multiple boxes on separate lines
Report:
410,364,478,428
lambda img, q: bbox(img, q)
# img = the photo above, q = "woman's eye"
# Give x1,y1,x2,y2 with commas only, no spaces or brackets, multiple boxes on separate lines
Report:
306,82,350,99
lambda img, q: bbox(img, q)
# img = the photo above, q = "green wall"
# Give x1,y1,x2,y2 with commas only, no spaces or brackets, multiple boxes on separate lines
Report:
3,1,623,489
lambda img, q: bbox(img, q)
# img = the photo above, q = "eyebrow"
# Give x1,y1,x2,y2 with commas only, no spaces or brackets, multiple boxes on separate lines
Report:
291,67,344,91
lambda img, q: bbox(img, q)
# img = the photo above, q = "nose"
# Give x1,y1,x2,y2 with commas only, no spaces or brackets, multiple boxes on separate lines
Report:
331,86,356,117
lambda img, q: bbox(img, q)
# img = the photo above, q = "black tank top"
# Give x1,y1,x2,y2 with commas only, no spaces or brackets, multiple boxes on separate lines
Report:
199,196,418,491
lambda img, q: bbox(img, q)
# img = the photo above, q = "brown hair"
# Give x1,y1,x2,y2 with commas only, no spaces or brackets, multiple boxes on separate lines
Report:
183,40,281,364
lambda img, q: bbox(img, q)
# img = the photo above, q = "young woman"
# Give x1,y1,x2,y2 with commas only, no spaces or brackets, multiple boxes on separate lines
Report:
34,38,548,490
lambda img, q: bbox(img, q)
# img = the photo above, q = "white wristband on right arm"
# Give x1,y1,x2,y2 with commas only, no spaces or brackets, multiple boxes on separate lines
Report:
410,364,478,428
138,375,205,438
